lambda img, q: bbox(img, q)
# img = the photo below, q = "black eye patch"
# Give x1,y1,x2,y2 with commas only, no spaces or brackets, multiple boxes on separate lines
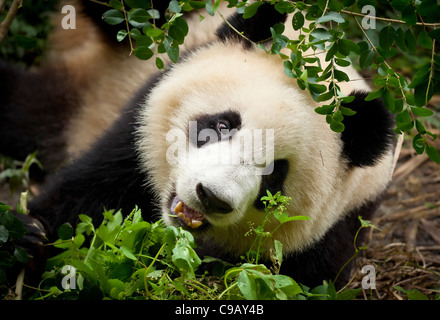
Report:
191,110,242,148
254,159,290,210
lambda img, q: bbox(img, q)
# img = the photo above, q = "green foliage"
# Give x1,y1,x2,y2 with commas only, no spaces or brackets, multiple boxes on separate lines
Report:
0,152,43,196
97,0,440,163
3,192,364,301
2,191,436,300
0,0,58,66
395,286,440,300
0,204,29,294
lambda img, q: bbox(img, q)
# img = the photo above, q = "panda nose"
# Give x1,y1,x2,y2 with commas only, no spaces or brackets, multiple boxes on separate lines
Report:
196,183,233,214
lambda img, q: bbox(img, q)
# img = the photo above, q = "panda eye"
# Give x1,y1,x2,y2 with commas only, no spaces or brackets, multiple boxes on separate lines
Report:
216,121,229,134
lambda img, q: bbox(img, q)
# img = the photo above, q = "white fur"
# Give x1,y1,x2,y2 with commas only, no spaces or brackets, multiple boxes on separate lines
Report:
136,16,394,257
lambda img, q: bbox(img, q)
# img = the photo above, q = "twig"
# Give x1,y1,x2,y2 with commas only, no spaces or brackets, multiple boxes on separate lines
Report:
14,268,25,300
0,0,22,43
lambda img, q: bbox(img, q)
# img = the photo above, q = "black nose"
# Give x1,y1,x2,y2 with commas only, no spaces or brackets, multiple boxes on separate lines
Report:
196,183,233,214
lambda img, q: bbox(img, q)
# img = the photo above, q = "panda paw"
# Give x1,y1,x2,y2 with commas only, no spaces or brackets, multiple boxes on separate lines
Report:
14,213,47,255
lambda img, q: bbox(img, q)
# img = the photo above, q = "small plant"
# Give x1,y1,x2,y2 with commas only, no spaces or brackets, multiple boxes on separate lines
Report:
245,190,309,265
0,151,42,196
0,203,29,298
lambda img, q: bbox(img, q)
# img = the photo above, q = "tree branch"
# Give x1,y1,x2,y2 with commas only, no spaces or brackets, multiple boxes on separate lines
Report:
0,0,22,43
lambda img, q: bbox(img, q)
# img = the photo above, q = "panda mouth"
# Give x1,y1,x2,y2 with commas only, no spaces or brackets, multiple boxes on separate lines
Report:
169,195,207,230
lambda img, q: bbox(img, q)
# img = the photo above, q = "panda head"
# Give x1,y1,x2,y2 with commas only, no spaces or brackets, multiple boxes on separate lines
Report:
136,6,394,256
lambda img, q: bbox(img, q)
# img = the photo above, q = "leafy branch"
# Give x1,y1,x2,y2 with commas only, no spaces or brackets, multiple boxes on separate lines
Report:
96,0,440,164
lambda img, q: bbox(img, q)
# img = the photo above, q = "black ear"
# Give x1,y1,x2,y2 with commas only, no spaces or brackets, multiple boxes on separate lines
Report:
216,3,287,47
340,91,394,167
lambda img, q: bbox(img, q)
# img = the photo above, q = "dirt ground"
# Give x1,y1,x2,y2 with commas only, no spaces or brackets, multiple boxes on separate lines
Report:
349,128,440,299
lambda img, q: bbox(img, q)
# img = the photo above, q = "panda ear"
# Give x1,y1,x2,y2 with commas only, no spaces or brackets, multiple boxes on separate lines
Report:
216,3,287,47
340,91,394,167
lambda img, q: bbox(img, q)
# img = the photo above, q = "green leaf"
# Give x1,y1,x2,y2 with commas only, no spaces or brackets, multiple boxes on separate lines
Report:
116,29,128,42
359,50,375,69
310,28,332,41
428,29,440,42
109,0,124,10
168,0,181,13
308,83,327,94
409,63,430,88
325,43,338,61
274,240,283,266
145,28,163,37
391,0,411,12
127,8,151,26
338,39,360,55
168,17,189,45
133,46,154,60
412,134,425,154
316,11,345,24
334,69,350,82
415,119,426,134
396,109,412,127
339,106,357,116
405,29,417,52
379,26,395,50
382,89,395,112
237,270,258,300
414,81,433,107
411,107,434,117
120,246,137,260
426,145,440,164
292,11,305,30
401,5,417,25
243,2,263,19
155,57,164,69
165,37,180,63
58,222,74,240
14,248,29,264
335,58,351,67
418,29,433,49
316,91,336,103
395,27,407,51
330,120,345,133
102,9,125,25
274,275,303,297
275,2,296,14
189,1,206,9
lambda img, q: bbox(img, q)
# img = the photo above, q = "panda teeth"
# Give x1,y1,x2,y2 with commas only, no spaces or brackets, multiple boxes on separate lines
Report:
174,201,183,214
190,220,203,229
174,201,204,229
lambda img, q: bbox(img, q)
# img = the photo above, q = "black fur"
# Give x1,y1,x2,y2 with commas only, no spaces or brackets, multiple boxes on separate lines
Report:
254,159,290,210
341,91,394,167
279,198,381,288
27,73,164,240
192,110,242,148
216,3,287,47
0,61,80,177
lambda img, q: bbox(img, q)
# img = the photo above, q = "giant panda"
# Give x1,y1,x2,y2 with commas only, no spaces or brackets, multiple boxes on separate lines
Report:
13,3,394,288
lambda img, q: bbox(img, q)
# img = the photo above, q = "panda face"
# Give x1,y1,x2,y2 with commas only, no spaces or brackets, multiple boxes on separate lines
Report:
136,41,394,256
